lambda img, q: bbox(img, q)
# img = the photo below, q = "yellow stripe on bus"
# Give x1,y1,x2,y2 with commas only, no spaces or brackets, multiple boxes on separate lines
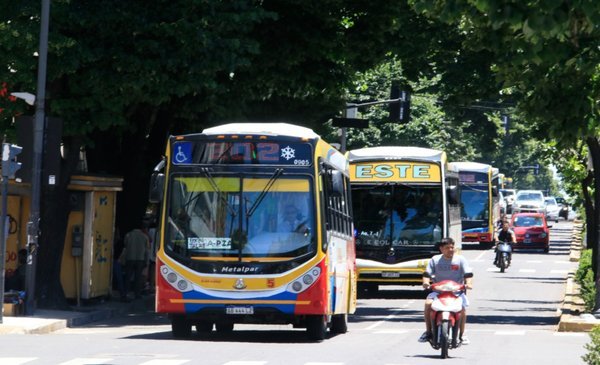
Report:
174,177,310,192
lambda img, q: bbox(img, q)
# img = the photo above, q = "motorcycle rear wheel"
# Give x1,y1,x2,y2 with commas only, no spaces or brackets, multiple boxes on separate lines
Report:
499,255,506,273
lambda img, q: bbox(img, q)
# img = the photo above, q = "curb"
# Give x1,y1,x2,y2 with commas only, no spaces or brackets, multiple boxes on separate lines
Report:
558,220,599,332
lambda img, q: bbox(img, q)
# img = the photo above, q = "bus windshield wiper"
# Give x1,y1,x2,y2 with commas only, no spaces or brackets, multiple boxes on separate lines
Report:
246,168,283,218
200,167,237,217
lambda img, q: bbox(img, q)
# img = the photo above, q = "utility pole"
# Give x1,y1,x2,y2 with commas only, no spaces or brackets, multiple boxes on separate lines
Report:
25,0,51,315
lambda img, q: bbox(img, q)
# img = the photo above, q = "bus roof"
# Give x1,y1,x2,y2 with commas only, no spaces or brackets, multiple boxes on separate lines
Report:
347,146,446,163
202,123,320,140
449,161,493,174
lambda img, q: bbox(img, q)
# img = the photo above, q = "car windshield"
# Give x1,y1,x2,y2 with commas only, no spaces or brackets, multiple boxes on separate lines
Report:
545,198,558,206
513,216,544,227
516,192,543,202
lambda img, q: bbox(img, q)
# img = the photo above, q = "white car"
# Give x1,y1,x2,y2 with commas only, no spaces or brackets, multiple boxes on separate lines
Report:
501,189,517,213
544,197,561,222
499,191,507,215
513,190,546,215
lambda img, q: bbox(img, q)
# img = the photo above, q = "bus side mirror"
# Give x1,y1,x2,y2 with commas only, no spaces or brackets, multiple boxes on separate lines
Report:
149,172,165,203
331,170,344,197
447,185,460,205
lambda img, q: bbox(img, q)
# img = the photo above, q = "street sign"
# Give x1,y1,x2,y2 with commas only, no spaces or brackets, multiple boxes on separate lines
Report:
332,117,369,129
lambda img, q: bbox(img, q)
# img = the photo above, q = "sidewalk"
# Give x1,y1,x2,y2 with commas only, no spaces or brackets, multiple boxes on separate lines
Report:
0,292,154,334
558,220,600,332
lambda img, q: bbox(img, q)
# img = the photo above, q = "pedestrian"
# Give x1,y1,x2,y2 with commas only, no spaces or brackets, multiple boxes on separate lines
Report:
121,223,150,300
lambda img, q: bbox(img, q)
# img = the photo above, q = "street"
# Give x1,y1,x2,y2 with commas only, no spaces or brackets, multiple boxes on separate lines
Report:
0,220,590,365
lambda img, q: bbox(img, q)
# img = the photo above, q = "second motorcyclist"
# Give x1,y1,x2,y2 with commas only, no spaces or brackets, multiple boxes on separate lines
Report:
494,219,516,265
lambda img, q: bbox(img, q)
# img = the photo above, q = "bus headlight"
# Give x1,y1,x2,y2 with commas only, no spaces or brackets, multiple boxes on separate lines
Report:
160,265,193,292
287,266,321,293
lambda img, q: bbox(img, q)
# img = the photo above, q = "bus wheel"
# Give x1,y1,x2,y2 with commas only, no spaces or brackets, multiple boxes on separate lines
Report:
306,315,327,341
216,322,234,332
195,321,213,333
171,315,192,338
330,314,348,334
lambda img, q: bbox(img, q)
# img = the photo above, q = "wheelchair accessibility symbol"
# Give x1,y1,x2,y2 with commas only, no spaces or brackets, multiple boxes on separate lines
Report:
172,142,192,164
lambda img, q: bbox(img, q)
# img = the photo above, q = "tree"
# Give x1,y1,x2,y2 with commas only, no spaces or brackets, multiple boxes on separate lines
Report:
0,0,414,308
410,0,600,309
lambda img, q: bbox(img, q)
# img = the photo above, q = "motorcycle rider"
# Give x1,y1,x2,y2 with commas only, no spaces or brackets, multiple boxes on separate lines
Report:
419,237,474,345
494,219,516,265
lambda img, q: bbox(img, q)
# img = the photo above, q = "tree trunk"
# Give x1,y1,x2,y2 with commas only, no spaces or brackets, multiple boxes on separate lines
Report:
36,136,83,309
582,171,595,252
586,137,600,311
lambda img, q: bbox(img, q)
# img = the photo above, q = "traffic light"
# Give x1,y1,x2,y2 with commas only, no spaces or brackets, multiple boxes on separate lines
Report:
389,83,411,123
2,143,22,179
501,114,510,136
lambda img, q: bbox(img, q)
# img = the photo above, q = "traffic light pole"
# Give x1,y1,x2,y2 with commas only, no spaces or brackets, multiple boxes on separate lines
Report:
25,0,51,315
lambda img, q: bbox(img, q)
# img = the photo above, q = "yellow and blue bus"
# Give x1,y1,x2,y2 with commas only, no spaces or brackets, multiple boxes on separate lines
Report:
347,146,462,290
449,162,500,247
149,123,356,341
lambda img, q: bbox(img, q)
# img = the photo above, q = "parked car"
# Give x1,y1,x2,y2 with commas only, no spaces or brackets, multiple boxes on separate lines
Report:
512,190,546,215
501,189,517,213
510,212,551,253
544,197,561,222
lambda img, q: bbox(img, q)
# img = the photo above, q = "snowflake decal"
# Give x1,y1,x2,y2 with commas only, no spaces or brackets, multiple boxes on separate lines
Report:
280,145,296,160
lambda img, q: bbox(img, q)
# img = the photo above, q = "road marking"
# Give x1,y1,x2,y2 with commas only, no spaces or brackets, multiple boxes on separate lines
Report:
474,251,488,261
365,302,413,330
374,329,409,334
0,359,37,365
138,361,189,365
519,269,536,273
550,270,571,274
59,359,112,365
526,260,542,263
495,330,526,336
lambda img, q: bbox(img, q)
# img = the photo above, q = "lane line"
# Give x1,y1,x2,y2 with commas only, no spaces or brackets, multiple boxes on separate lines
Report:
365,301,414,330
59,359,112,365
0,359,37,365
495,330,526,336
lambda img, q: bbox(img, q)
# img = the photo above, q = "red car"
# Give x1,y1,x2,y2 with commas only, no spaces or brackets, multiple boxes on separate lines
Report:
510,213,551,253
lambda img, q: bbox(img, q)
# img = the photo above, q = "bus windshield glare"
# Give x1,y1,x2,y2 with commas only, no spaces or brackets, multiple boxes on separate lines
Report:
352,185,443,247
460,184,489,224
166,175,315,259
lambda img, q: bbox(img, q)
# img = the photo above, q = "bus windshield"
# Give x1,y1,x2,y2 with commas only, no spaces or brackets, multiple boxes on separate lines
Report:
460,184,489,225
352,185,443,248
166,174,315,259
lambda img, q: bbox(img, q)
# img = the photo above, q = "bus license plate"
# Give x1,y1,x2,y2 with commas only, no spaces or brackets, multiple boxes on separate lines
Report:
226,306,254,315
382,272,400,278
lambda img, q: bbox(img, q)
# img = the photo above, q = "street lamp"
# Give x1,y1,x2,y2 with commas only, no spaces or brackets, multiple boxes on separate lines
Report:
10,92,35,106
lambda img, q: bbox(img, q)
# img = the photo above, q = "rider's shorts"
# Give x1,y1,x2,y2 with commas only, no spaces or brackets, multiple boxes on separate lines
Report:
426,292,469,308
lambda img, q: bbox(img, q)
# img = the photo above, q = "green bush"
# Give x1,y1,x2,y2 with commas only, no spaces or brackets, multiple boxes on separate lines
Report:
576,249,596,312
583,326,600,364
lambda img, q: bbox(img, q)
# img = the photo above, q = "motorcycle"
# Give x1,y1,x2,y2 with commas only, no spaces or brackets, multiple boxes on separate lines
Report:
428,280,465,359
494,241,512,273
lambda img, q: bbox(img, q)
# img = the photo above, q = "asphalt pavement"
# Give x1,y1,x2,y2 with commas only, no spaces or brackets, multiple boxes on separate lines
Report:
0,220,596,335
